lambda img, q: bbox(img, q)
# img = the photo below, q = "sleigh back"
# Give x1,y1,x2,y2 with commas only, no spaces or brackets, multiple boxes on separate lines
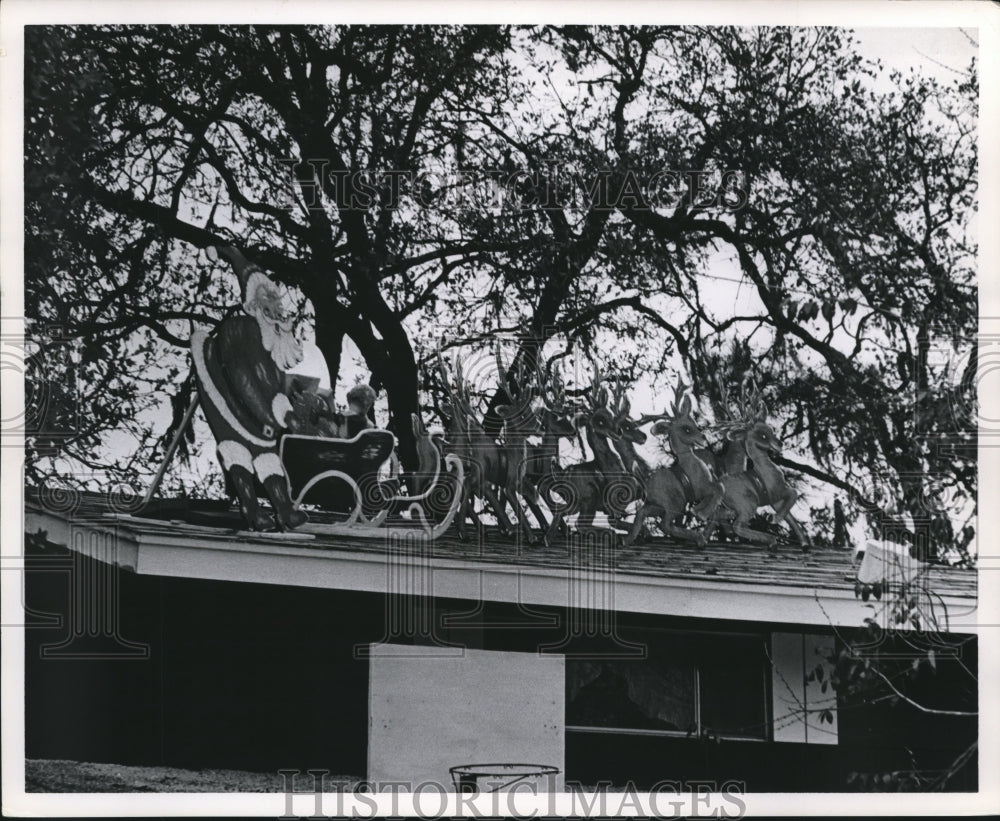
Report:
280,430,396,513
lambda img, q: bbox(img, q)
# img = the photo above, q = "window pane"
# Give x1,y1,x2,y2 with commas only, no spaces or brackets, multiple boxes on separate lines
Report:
699,635,768,739
566,636,697,733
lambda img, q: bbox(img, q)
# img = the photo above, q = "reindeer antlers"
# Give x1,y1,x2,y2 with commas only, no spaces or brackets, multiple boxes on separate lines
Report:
584,356,610,409
538,352,573,413
713,375,769,434
670,378,693,418
734,377,768,423
435,352,479,421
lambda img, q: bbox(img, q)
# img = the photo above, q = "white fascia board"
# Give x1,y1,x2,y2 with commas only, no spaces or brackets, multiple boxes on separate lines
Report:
24,511,979,633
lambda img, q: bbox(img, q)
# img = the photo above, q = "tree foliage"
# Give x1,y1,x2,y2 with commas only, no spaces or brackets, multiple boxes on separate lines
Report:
24,25,977,562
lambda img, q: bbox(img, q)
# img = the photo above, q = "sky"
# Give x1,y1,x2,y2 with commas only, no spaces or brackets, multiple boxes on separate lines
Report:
852,26,978,83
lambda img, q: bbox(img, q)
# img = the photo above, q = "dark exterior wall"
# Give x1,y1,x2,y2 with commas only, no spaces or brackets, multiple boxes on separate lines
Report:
24,546,977,791
25,545,378,775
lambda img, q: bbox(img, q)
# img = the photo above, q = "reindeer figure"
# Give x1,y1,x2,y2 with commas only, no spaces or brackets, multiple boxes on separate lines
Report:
491,346,560,544
692,382,752,480
707,387,812,550
436,354,517,540
542,364,632,545
622,381,725,547
608,379,676,481
517,357,578,536
608,380,674,542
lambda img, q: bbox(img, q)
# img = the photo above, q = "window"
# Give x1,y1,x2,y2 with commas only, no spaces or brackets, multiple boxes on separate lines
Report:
566,630,770,740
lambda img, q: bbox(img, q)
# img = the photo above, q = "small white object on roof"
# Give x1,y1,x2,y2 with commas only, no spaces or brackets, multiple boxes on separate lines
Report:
856,539,929,585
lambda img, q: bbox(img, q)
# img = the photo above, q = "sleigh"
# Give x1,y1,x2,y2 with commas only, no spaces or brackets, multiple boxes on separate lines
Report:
279,427,464,539
137,385,463,538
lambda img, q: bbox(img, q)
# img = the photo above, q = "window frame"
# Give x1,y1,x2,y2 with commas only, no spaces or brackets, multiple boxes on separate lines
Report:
564,626,773,743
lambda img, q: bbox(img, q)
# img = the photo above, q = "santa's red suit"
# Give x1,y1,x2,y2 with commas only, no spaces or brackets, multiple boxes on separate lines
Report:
191,268,307,531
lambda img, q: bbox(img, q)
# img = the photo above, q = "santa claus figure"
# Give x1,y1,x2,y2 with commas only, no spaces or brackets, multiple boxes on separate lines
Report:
190,245,308,531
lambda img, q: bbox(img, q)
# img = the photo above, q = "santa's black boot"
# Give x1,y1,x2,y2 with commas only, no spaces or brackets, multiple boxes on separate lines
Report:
227,465,275,531
263,475,308,530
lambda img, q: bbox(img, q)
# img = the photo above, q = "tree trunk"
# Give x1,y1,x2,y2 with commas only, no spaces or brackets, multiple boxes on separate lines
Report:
312,292,420,471
362,309,420,472
313,314,345,394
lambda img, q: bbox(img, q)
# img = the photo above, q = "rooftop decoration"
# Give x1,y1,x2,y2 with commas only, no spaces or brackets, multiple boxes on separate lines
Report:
144,253,818,551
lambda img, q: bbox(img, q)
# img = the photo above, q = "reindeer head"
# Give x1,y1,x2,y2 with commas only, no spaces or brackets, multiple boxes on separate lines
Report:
537,406,577,438
412,411,445,446
435,353,479,432
651,379,708,449
744,420,783,457
529,354,577,439
609,379,647,445
714,378,782,456
577,360,622,441
494,343,543,434
743,390,782,457
585,406,621,441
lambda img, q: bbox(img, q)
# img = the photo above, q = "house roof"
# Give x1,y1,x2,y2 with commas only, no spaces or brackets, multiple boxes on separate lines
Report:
22,492,978,632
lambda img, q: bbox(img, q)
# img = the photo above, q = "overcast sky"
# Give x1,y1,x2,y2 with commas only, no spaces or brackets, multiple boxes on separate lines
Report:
853,26,977,83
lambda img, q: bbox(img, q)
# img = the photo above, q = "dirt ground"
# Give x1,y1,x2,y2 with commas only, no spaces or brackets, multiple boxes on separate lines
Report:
25,759,361,793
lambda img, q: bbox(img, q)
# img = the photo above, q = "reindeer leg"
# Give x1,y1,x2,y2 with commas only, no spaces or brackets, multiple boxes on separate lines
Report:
630,515,651,545
693,484,726,544
543,479,573,546
769,488,796,522
482,485,515,537
719,482,774,548
522,482,551,533
702,502,731,544
771,489,811,550
782,512,812,550
731,513,777,548
659,501,709,545
731,494,776,548
505,465,540,544
642,481,705,546
573,488,602,535
623,503,656,548
660,519,709,546
575,504,596,532
510,486,540,546
455,486,472,541
545,508,565,547
521,490,550,543
573,500,622,547
692,481,725,521
455,462,479,542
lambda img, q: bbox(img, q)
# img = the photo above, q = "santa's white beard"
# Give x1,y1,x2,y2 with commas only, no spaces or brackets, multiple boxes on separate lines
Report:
242,271,304,370
257,316,303,370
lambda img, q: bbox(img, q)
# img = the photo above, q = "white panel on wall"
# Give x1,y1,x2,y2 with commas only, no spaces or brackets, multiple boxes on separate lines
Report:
368,643,565,790
770,632,839,745
804,634,839,745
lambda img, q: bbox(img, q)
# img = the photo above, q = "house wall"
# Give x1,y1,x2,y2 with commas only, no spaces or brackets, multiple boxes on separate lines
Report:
24,544,377,775
23,546,977,791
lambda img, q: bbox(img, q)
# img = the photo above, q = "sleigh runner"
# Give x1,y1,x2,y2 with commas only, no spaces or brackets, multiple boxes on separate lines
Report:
141,407,464,540
279,427,465,539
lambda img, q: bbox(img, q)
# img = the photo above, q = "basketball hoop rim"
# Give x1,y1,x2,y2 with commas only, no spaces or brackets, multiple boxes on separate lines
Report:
449,763,560,778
